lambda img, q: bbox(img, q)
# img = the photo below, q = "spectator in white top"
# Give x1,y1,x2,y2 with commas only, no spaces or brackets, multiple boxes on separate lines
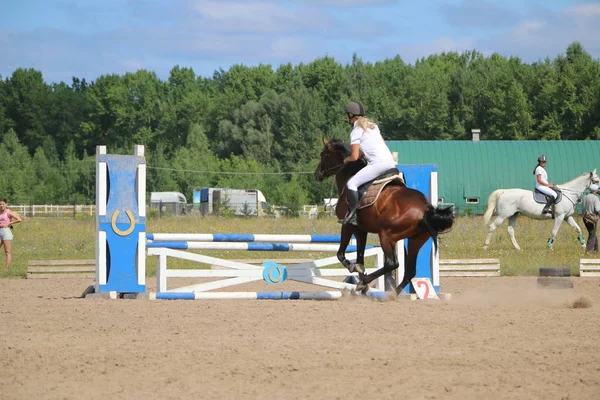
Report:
533,155,557,214
341,101,396,225
582,184,600,252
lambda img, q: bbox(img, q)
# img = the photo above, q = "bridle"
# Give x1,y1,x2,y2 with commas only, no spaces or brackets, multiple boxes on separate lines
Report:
556,175,600,209
317,149,346,178
318,150,348,201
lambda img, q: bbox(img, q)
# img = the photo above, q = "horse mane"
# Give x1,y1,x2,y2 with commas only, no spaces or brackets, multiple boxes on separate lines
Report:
327,139,351,156
561,172,590,186
323,138,365,176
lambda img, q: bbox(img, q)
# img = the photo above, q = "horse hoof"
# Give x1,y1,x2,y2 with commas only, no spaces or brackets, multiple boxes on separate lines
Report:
355,282,369,294
351,263,365,274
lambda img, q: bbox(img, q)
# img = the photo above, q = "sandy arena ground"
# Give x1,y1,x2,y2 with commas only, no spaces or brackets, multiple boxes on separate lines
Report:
1,275,599,400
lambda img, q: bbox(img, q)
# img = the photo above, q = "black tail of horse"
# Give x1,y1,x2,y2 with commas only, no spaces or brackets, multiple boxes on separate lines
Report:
420,205,455,251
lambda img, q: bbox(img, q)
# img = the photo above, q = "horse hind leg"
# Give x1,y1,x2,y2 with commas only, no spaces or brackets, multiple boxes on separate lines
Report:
507,214,521,250
395,233,429,296
483,216,506,249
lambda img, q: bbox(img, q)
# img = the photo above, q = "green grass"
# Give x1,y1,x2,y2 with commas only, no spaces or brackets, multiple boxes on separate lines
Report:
440,215,599,275
2,213,597,278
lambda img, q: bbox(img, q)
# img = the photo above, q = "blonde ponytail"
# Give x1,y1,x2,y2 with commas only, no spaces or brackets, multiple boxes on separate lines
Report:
356,116,377,131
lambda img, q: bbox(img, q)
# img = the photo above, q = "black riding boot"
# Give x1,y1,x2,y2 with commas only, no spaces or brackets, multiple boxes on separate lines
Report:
342,190,360,226
542,196,554,214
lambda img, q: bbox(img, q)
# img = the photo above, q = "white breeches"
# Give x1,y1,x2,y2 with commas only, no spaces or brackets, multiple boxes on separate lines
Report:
536,185,557,199
347,161,397,191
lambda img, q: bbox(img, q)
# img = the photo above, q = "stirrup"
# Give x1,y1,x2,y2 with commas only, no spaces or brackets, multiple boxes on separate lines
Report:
542,206,552,214
343,212,358,226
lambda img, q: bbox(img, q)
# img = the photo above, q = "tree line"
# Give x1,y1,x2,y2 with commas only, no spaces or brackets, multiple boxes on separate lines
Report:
1,42,599,213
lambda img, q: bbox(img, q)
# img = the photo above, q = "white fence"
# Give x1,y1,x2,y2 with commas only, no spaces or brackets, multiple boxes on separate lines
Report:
10,205,95,217
11,204,320,218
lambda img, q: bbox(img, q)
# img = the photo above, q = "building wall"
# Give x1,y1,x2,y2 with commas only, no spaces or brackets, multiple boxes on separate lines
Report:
386,140,600,214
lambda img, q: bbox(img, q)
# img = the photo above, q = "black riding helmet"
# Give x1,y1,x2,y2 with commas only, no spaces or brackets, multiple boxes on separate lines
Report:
344,101,365,117
538,155,547,162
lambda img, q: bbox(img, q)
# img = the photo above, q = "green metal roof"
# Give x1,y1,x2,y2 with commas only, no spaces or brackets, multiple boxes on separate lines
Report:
385,140,599,214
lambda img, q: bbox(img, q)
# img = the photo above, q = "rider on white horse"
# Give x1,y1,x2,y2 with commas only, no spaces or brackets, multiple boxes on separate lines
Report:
534,155,557,214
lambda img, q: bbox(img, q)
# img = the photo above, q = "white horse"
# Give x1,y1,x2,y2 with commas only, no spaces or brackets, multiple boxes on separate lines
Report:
483,170,599,249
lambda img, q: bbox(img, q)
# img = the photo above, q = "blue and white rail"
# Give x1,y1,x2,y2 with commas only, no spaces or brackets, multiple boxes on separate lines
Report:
147,233,354,244
146,241,369,252
150,291,392,300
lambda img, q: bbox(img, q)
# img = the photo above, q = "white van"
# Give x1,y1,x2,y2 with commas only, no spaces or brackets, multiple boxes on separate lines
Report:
150,192,187,214
193,188,269,216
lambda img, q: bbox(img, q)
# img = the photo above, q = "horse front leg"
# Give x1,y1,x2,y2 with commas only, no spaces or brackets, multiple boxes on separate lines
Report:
566,215,586,247
353,229,368,274
355,233,398,294
337,225,365,274
547,215,566,248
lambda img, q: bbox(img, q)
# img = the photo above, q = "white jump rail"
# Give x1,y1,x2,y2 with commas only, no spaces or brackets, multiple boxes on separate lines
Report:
579,259,600,277
439,259,501,277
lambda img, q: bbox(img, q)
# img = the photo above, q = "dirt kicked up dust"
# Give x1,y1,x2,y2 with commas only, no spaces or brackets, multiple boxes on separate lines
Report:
1,276,599,400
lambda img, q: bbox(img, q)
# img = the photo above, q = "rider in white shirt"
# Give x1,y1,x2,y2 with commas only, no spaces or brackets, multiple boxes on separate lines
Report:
534,155,557,214
341,101,396,225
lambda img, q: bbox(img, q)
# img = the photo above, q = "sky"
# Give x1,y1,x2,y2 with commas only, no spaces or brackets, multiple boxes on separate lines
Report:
1,0,600,84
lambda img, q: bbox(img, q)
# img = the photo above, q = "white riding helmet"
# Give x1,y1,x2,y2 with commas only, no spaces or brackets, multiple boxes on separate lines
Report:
590,184,599,192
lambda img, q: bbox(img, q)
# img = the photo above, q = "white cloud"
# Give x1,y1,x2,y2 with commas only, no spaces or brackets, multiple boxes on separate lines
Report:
566,3,600,18
511,19,546,39
2,0,600,84
440,0,520,29
187,0,329,33
121,58,146,71
479,2,600,61
300,0,401,5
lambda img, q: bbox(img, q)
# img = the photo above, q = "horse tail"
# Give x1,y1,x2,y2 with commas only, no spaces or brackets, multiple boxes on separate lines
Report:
421,205,455,252
483,190,502,225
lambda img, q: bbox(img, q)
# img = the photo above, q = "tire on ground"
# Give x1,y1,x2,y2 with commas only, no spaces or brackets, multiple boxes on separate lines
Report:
539,266,571,277
537,277,574,289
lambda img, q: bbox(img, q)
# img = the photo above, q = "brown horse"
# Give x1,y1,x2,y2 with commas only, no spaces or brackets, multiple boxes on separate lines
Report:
314,138,455,295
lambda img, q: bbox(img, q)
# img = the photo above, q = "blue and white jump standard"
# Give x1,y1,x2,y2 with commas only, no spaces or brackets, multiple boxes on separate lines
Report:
94,145,146,294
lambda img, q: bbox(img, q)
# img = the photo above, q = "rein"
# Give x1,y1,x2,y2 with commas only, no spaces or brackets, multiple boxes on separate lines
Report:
556,181,595,210
322,162,345,175
320,147,360,201
559,181,596,202
328,174,338,202
321,154,347,201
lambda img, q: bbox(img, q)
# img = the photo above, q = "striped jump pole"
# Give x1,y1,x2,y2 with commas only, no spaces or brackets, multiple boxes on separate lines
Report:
147,233,356,244
150,291,393,300
146,241,371,252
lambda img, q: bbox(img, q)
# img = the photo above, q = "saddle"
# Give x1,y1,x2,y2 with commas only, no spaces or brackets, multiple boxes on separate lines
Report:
532,187,562,204
355,168,406,209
